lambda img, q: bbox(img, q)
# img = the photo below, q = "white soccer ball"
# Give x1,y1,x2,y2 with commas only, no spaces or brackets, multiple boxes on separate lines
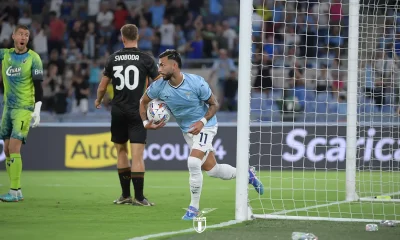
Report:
147,99,171,124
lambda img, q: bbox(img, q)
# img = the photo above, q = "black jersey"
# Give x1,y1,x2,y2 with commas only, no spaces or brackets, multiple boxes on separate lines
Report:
103,47,159,112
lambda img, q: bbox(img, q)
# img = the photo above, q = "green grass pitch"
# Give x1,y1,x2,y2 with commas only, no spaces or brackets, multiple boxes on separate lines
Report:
0,171,399,240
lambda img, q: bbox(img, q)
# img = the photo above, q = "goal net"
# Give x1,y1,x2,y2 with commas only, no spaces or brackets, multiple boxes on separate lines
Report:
243,0,400,222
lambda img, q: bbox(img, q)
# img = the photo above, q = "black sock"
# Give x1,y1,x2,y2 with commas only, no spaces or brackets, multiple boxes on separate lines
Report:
131,172,145,201
118,168,131,198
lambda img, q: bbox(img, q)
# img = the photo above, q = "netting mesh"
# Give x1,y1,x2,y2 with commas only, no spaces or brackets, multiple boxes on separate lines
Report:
248,0,400,221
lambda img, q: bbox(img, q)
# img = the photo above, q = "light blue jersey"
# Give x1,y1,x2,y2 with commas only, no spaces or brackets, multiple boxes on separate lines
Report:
146,72,218,132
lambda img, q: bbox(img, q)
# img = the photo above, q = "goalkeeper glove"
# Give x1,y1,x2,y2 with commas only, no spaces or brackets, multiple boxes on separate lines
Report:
31,101,42,128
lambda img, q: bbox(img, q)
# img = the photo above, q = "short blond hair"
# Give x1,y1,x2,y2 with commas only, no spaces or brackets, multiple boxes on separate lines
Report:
120,24,138,41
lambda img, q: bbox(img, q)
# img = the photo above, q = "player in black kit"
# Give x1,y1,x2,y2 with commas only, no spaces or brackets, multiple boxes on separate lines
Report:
95,24,161,206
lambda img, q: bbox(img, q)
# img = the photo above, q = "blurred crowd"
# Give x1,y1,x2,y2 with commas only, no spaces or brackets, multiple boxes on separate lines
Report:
251,0,400,120
0,0,398,120
0,0,241,114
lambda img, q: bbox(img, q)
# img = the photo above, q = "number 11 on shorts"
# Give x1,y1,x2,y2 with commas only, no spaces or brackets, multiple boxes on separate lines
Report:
199,132,208,145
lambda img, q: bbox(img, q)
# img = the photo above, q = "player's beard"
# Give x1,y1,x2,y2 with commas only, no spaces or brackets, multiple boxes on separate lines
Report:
162,72,173,80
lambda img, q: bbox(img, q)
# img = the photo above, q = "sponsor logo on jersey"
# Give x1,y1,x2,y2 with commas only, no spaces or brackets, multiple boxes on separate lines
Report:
34,69,43,75
114,54,140,61
5,66,22,77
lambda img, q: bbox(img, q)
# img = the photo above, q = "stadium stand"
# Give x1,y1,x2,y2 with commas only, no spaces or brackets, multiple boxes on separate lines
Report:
0,0,399,123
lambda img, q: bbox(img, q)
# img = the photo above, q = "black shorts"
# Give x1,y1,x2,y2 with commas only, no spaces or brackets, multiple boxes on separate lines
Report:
111,106,147,144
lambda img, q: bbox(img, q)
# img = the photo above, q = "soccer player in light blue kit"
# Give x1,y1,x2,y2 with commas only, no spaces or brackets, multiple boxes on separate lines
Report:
139,49,264,220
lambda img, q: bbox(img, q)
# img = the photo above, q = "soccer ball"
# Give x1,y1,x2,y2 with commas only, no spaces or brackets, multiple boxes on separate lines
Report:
147,99,171,124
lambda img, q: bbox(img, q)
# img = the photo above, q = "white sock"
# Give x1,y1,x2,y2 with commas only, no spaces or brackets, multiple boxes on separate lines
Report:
9,189,18,196
206,164,236,180
187,156,203,210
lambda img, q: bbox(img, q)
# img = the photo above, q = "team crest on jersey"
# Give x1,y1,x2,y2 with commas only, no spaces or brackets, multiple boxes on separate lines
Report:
185,92,191,97
22,58,27,63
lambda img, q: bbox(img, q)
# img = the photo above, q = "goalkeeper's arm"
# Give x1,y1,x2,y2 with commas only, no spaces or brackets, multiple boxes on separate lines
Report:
32,80,43,127
34,80,43,103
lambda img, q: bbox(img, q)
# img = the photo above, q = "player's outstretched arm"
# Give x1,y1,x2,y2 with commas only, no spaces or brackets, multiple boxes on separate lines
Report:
188,93,219,135
95,75,111,109
140,93,166,130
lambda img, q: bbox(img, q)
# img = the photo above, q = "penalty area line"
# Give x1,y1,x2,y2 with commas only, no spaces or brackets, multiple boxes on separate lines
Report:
126,220,242,240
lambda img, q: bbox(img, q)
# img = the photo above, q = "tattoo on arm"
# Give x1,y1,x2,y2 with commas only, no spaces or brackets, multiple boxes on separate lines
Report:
204,93,219,121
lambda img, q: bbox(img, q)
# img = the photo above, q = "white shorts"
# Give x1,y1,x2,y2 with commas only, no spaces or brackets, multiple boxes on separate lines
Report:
183,126,218,153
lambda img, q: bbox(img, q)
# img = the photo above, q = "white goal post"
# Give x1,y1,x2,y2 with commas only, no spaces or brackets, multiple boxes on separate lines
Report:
236,0,400,223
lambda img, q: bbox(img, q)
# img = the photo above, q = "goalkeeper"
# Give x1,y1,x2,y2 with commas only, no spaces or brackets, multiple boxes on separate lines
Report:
140,49,264,220
0,25,43,202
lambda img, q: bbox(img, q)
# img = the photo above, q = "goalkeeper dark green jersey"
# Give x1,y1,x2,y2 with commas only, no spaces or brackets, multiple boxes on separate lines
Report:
0,48,43,110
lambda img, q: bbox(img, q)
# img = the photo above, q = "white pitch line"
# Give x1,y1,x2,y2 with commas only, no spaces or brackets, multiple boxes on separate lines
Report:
127,220,242,240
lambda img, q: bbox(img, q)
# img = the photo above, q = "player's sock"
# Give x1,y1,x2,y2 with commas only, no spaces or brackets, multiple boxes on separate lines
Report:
206,163,236,180
9,153,22,190
188,157,203,210
9,189,18,196
118,168,131,198
5,157,10,180
131,172,145,201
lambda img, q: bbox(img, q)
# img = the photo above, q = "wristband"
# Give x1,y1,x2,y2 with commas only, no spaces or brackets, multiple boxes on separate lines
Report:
200,117,207,126
143,120,149,127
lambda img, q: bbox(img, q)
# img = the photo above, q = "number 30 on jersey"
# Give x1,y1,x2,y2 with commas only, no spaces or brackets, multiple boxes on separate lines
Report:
113,65,139,90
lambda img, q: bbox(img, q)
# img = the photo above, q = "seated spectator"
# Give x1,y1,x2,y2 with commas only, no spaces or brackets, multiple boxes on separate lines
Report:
138,19,153,54
329,0,343,25
330,59,346,99
278,68,305,112
326,26,343,58
263,35,275,59
43,64,62,112
149,0,166,28
394,32,400,57
96,3,114,39
0,17,15,48
53,84,69,115
88,60,101,96
70,74,90,114
186,31,204,60
159,17,175,54
223,71,238,111
32,21,48,61
64,38,82,63
18,10,32,27
208,49,237,103
114,1,129,31
315,64,333,92
253,54,273,95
